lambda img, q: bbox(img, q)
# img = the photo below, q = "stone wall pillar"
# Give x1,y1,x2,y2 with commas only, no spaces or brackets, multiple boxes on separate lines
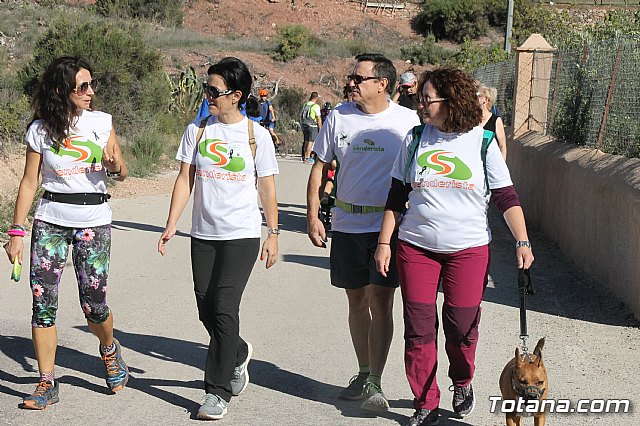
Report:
511,34,556,139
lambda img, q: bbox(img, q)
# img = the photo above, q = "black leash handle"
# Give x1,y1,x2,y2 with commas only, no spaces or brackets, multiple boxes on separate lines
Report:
517,268,534,338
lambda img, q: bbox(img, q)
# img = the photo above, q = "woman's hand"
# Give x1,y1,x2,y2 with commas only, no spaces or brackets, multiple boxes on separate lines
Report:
157,223,176,256
375,244,392,277
260,235,278,269
4,236,24,264
516,246,534,270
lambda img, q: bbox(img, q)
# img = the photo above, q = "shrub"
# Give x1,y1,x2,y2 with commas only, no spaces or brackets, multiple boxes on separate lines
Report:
94,0,183,27
274,25,312,62
414,0,488,43
273,85,306,131
400,34,453,66
452,39,510,71
19,17,172,137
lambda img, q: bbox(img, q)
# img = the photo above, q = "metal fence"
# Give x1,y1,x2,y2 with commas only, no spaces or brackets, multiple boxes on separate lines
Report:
547,37,640,158
474,38,640,159
473,59,516,127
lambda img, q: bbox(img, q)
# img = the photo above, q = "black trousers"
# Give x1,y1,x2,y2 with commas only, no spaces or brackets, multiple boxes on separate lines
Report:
190,237,260,402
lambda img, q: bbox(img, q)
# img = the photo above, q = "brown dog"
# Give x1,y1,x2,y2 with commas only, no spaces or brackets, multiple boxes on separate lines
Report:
499,337,548,426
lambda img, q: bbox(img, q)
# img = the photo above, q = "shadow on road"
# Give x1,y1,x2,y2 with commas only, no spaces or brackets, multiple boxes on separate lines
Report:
0,333,200,415
112,220,190,237
484,209,639,328
281,254,330,270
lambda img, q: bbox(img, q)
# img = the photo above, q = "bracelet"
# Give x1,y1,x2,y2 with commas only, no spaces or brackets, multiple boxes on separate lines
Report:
9,224,26,231
515,240,532,249
8,229,27,237
377,242,390,245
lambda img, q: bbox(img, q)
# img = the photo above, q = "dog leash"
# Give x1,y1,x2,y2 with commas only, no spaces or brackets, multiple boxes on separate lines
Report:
517,268,535,356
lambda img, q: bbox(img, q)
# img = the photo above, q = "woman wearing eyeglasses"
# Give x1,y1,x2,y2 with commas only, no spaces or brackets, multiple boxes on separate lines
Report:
374,68,534,426
4,56,129,410
158,57,279,421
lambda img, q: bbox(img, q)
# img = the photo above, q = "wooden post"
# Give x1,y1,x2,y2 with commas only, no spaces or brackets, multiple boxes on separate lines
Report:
597,45,624,149
512,34,556,139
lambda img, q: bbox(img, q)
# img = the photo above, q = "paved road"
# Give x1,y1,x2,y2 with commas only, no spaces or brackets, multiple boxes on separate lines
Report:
1,158,639,425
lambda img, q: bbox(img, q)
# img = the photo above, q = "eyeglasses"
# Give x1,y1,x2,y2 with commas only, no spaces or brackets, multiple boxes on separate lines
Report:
203,83,234,99
73,79,98,96
418,95,448,106
346,74,379,85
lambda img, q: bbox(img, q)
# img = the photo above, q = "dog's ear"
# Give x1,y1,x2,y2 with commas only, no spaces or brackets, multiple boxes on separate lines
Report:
515,347,522,366
533,337,545,357
536,351,544,368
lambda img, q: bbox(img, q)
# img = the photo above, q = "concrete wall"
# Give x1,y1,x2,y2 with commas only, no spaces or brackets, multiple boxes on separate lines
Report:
508,131,640,319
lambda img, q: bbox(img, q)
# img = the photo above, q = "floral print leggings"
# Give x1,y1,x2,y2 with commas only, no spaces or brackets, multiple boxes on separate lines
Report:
29,219,111,328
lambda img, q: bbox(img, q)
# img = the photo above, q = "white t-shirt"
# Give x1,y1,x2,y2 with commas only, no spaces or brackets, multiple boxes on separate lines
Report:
176,116,279,240
27,110,112,227
391,124,513,253
313,101,420,233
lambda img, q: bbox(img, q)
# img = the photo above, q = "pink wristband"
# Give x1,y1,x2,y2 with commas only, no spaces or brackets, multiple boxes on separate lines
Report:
7,229,26,237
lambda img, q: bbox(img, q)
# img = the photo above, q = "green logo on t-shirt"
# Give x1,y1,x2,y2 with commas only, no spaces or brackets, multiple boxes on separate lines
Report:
52,136,103,163
198,139,246,172
416,150,472,180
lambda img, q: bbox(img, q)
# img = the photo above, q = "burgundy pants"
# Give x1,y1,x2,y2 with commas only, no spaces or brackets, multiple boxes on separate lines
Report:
397,240,489,410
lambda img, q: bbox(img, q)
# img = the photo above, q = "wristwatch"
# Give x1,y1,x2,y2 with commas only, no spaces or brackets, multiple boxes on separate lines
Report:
515,240,532,249
267,227,280,235
106,168,122,178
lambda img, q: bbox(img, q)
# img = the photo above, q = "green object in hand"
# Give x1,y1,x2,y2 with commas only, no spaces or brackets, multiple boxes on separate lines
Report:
11,258,22,282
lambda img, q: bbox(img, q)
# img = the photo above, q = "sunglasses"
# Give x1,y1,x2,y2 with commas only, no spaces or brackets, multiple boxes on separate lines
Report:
73,79,98,96
418,95,448,106
346,74,379,85
203,83,234,99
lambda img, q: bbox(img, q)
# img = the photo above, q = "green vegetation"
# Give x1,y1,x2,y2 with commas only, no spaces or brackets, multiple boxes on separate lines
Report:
94,0,183,27
273,85,306,132
274,25,313,62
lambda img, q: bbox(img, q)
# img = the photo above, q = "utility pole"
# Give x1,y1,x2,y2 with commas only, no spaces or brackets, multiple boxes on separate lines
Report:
505,0,514,52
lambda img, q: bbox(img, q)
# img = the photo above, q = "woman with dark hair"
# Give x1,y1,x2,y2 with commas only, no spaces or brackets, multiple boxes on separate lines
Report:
158,56,279,421
374,68,534,426
4,56,129,410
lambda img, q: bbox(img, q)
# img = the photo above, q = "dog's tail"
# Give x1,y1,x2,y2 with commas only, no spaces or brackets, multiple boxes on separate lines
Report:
533,337,545,357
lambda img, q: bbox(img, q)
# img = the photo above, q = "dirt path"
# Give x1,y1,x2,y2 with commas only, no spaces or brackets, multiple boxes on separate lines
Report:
0,158,638,425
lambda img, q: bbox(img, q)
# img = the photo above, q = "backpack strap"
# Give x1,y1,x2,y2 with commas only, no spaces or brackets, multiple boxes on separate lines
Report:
248,119,258,187
402,125,425,184
195,115,209,144
481,129,495,196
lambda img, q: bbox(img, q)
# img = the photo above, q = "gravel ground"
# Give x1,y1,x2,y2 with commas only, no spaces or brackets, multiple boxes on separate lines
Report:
1,158,638,425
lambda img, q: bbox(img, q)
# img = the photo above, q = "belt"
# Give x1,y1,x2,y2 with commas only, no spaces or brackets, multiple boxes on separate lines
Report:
43,191,110,205
335,199,384,214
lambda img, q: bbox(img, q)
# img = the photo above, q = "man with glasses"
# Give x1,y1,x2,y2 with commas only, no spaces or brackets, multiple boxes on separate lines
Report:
306,53,420,413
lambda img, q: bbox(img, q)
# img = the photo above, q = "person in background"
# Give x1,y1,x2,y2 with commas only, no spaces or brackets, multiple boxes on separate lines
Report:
158,57,279,421
307,53,420,414
300,91,322,164
335,84,353,109
392,71,419,111
320,101,333,123
477,83,507,160
375,68,534,426
4,56,129,410
257,89,280,146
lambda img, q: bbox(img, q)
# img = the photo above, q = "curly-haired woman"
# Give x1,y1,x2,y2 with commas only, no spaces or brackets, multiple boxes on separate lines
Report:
375,68,534,426
4,56,129,410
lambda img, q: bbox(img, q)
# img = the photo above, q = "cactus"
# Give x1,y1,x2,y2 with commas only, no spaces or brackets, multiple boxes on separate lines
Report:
167,66,203,114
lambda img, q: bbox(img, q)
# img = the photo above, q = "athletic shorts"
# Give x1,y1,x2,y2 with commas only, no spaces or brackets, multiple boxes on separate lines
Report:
330,231,398,289
302,124,318,141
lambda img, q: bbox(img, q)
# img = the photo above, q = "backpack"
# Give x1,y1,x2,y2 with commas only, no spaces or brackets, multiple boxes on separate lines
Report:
402,125,495,195
300,102,317,126
259,100,272,124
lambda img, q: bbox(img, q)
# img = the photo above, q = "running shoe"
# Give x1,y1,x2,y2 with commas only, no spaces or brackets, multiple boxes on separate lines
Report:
230,341,253,396
101,338,129,392
19,380,59,410
406,408,440,425
360,381,390,412
197,393,228,420
338,372,368,400
451,383,475,417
